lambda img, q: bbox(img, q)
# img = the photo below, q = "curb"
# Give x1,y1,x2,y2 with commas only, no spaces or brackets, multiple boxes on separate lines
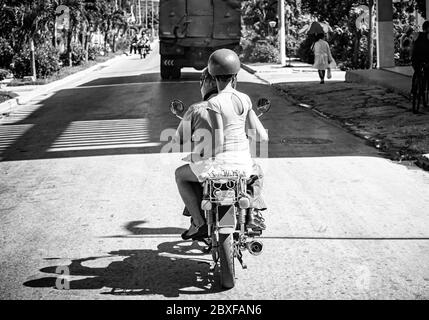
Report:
345,70,411,99
0,54,124,115
240,63,256,74
0,97,18,116
415,154,429,171
241,63,271,85
272,83,429,172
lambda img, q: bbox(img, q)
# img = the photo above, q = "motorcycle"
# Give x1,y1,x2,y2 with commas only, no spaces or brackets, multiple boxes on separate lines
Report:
139,42,151,59
170,98,270,289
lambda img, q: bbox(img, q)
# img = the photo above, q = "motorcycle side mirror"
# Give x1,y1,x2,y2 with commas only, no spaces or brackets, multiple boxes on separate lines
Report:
256,98,271,117
170,99,186,119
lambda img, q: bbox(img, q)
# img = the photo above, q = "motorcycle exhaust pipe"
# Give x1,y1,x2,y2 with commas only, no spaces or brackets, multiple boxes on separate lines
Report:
247,240,263,256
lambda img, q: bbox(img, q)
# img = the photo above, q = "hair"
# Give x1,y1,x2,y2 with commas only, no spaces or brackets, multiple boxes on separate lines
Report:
201,68,216,84
423,21,429,31
201,69,218,100
215,74,235,82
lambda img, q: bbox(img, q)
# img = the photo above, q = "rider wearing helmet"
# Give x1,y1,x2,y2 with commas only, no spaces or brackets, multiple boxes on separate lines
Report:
206,48,268,164
175,49,268,240
174,68,218,163
174,68,218,240
206,49,268,231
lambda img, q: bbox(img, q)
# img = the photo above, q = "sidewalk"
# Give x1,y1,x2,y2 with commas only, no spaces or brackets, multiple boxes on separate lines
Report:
0,55,126,116
241,61,346,84
346,68,412,97
242,62,429,170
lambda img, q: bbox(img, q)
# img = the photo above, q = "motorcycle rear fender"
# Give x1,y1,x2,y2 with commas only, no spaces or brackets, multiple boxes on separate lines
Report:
218,205,236,229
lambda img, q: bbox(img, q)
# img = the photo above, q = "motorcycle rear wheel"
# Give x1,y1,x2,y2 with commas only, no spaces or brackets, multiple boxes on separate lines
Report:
218,233,235,289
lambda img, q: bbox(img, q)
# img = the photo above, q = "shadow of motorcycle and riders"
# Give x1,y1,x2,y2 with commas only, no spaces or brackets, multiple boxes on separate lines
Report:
23,221,226,297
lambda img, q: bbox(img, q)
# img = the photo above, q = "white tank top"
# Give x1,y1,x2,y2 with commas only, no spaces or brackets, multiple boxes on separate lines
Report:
208,87,251,154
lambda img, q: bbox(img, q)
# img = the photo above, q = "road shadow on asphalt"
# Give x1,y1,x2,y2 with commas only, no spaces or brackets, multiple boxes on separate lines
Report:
23,240,223,297
0,71,380,162
104,220,188,238
78,72,202,87
125,220,187,235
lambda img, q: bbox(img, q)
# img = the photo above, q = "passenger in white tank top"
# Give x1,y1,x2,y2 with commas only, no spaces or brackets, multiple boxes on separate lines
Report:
175,51,269,239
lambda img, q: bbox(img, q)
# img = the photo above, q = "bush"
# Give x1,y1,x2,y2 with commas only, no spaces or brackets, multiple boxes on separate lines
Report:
115,37,130,52
60,43,86,66
71,43,86,65
0,37,14,69
241,41,280,63
88,44,102,61
0,68,11,81
12,42,61,79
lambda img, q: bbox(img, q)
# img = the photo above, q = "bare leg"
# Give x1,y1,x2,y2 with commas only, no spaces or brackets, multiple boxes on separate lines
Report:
175,165,205,227
318,70,325,83
191,182,203,205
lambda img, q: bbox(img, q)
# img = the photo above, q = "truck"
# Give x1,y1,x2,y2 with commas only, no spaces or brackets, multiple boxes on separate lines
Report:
159,0,242,79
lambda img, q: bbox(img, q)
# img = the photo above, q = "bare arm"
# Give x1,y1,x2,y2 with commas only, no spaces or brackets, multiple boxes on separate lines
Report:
173,112,192,145
246,109,269,142
326,42,334,64
173,121,184,145
207,109,224,156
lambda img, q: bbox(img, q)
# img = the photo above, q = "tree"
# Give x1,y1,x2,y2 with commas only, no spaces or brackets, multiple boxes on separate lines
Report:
301,0,377,69
302,0,427,69
368,0,374,69
354,3,376,68
11,0,56,78
301,0,363,27
0,0,131,77
415,0,427,18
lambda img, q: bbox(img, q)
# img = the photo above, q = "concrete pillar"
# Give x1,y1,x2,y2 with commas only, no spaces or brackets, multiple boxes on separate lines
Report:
426,0,429,21
278,0,286,65
376,0,395,68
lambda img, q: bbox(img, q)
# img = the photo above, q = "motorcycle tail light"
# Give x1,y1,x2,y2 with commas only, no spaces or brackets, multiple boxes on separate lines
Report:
201,199,212,211
238,197,250,209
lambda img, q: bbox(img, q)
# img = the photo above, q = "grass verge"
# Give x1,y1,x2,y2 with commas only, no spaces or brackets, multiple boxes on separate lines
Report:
276,81,429,157
6,51,125,87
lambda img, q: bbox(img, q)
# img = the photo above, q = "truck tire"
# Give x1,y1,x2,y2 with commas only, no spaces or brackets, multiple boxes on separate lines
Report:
218,233,235,289
161,65,181,80
161,64,171,80
171,67,181,79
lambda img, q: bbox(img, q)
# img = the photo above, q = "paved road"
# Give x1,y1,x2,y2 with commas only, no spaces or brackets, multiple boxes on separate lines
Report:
1,44,429,299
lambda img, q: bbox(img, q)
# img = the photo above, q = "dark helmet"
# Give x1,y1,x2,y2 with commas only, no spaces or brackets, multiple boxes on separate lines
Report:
208,49,241,76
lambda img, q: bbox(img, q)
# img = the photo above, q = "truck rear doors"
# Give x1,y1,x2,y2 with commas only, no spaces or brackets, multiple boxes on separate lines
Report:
159,0,241,40
187,0,212,38
213,0,241,40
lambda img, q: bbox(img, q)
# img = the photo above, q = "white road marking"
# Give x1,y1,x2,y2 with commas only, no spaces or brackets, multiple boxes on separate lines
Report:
48,118,159,152
47,142,161,152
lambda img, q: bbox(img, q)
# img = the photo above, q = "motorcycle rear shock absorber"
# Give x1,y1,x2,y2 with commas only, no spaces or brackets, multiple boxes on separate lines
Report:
238,208,246,233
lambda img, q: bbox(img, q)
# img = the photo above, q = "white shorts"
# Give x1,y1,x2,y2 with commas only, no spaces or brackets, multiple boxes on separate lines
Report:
189,151,254,182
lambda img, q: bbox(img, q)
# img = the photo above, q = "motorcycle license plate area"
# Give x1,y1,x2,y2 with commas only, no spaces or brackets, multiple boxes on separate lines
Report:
218,206,235,229
214,190,235,205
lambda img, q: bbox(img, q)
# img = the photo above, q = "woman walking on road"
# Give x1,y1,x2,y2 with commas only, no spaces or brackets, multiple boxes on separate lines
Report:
312,33,335,84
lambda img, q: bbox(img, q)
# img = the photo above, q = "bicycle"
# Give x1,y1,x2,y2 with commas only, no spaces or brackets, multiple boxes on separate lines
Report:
411,62,429,114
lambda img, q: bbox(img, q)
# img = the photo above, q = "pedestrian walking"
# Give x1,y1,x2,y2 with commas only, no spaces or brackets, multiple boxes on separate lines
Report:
130,35,138,55
311,33,335,84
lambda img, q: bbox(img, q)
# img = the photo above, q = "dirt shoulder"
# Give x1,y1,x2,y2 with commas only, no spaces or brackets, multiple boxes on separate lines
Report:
275,81,429,162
